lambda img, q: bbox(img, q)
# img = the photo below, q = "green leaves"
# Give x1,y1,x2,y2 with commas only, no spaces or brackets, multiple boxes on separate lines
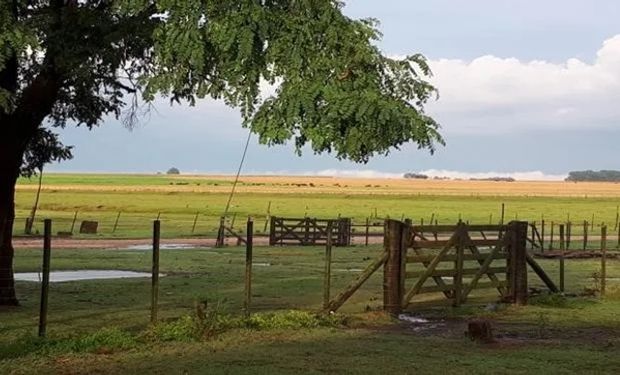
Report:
2,0,443,165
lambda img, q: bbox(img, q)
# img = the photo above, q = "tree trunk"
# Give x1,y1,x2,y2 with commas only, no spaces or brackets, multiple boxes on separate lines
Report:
0,0,66,306
0,149,20,306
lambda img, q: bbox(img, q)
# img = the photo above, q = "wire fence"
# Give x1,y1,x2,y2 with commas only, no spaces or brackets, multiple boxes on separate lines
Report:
12,209,620,251
19,218,620,342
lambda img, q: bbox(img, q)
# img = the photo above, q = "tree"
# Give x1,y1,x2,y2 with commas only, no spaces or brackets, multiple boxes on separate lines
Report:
166,167,180,175
21,128,73,234
0,1,443,305
566,170,620,182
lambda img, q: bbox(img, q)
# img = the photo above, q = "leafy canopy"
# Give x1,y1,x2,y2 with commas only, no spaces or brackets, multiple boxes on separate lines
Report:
1,0,443,164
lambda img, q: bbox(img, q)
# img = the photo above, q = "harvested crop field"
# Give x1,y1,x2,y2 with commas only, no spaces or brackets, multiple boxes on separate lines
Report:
16,173,620,197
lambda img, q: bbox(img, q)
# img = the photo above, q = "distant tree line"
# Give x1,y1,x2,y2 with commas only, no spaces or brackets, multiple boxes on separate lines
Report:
403,173,429,179
470,177,515,182
403,173,515,182
565,170,620,182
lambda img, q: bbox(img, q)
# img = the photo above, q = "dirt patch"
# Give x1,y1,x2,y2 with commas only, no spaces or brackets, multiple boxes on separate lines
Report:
393,314,620,347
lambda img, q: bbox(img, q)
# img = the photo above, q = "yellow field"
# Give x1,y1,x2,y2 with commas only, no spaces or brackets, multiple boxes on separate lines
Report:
16,174,620,197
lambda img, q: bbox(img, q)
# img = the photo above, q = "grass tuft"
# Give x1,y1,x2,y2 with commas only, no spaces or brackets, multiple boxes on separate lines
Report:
529,293,569,308
0,328,137,360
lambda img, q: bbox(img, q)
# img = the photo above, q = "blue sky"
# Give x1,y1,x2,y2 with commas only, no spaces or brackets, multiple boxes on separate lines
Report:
52,0,620,179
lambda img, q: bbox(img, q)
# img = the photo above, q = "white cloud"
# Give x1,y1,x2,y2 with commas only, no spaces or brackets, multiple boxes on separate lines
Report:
424,35,620,134
245,169,404,179
147,35,620,139
309,169,403,178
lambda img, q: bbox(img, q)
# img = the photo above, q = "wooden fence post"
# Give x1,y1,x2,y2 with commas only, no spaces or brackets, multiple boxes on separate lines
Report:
69,211,78,234
191,212,199,234
151,220,160,324
384,220,404,315
566,221,572,250
244,219,253,317
559,224,565,293
269,216,276,245
365,217,370,246
453,223,465,307
112,211,122,234
601,225,607,297
540,220,545,253
216,216,225,247
401,219,412,305
323,222,333,309
38,219,52,337
548,222,554,251
507,221,528,305
583,220,588,251
304,218,310,245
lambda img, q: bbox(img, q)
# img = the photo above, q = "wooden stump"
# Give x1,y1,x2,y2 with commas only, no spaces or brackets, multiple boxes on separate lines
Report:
467,320,495,343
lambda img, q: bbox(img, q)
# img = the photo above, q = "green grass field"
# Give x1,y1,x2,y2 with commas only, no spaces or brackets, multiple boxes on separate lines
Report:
13,173,620,238
4,173,620,373
2,246,620,374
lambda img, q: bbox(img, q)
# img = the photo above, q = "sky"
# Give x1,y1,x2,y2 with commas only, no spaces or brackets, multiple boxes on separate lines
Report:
51,0,620,179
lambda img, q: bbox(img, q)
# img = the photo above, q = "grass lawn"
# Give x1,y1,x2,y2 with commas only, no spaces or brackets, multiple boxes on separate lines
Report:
13,173,620,238
5,173,620,373
2,245,620,374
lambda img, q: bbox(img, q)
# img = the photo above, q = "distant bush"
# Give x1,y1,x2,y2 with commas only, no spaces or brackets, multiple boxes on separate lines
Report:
166,167,180,175
403,173,428,179
470,177,515,182
565,170,620,182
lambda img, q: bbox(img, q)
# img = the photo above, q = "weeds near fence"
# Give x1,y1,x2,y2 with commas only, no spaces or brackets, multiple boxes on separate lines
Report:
589,271,603,296
147,304,349,342
1,328,138,360
1,307,350,361
536,312,550,339
530,294,569,308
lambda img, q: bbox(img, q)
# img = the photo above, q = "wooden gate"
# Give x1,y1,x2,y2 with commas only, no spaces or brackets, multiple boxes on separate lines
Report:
269,217,351,246
384,220,558,314
401,222,512,308
320,220,557,314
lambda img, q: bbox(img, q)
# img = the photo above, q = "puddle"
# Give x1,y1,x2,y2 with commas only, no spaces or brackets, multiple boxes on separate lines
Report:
398,314,445,332
15,270,161,283
123,244,200,251
398,314,430,324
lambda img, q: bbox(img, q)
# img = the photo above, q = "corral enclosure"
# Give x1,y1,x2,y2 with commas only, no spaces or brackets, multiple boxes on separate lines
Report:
10,173,620,317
